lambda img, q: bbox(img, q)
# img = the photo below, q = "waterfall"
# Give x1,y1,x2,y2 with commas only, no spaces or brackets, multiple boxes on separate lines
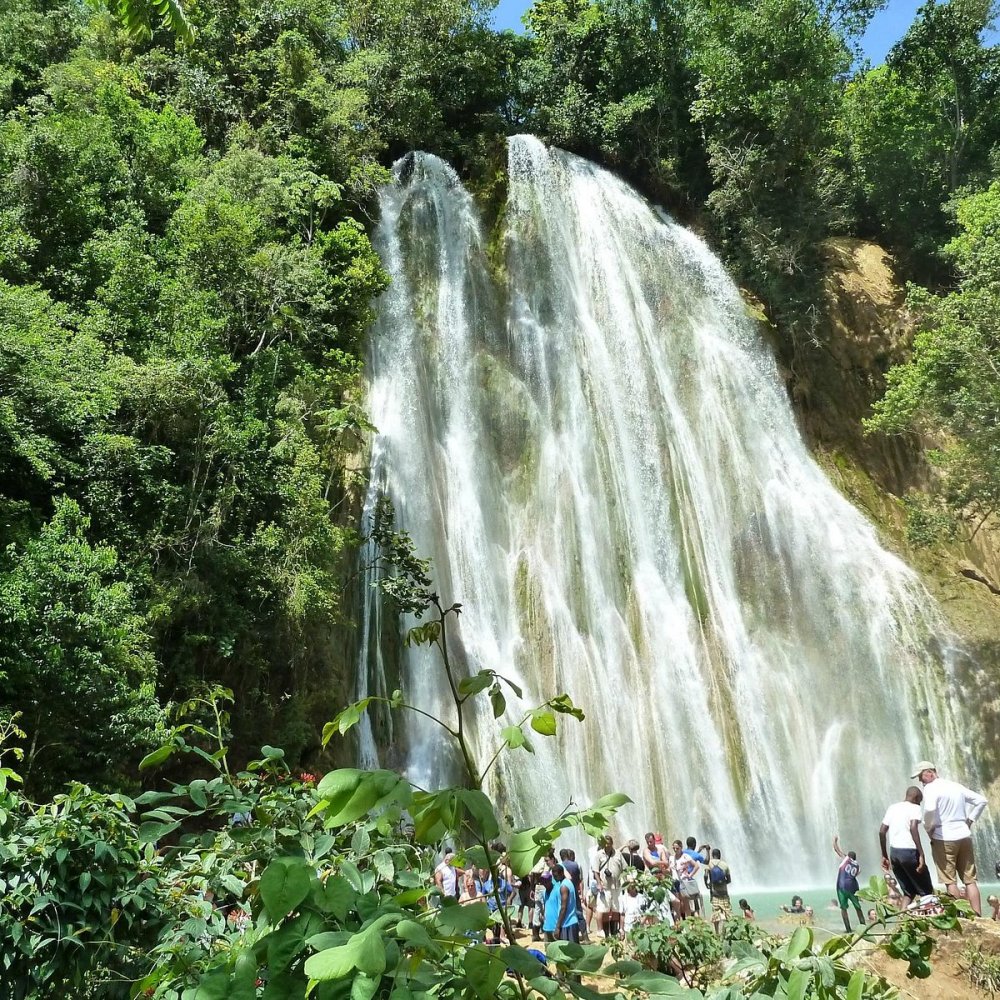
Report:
363,135,982,887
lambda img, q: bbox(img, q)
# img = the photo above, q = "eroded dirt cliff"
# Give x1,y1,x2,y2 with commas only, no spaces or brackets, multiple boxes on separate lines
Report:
769,237,1000,791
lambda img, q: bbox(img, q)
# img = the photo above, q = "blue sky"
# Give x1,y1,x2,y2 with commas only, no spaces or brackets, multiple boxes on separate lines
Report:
490,0,995,65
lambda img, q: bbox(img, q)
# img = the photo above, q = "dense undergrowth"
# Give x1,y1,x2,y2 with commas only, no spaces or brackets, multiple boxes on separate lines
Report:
1,0,998,791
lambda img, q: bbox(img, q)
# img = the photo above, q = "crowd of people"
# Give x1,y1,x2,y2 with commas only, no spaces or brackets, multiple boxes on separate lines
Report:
432,758,995,943
433,833,740,943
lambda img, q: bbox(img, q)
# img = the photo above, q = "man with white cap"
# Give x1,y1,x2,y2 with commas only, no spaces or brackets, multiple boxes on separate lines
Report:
912,760,988,915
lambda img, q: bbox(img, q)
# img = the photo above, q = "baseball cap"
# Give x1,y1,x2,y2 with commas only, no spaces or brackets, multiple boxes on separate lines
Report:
910,760,937,779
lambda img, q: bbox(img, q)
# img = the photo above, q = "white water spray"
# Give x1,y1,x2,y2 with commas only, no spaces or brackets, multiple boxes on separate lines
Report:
362,136,976,886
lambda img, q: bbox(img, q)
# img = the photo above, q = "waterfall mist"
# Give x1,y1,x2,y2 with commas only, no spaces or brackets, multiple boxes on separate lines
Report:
361,135,985,887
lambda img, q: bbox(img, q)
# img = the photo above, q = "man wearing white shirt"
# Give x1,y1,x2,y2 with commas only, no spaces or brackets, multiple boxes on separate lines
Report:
879,786,933,906
912,760,988,915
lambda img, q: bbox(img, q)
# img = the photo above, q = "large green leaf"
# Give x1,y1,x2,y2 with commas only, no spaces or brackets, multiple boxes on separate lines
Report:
395,918,439,953
785,967,809,1000
624,970,697,995
785,925,812,959
433,901,490,933
138,745,175,771
411,789,458,843
316,769,411,827
323,698,376,745
547,941,607,973
502,725,527,750
457,670,493,697
260,857,313,920
317,876,355,920
456,789,500,841
350,975,380,1000
304,921,390,982
138,819,180,843
846,969,865,1000
464,945,505,999
508,827,550,876
529,709,557,736
498,945,548,978
192,969,234,1000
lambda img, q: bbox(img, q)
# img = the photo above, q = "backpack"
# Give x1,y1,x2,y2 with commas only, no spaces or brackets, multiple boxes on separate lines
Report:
709,863,729,885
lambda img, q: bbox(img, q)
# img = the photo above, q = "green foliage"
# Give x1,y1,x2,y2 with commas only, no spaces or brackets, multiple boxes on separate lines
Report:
719,915,778,957
842,0,1000,274
962,942,1000,994
686,0,862,331
0,779,165,995
841,64,952,271
0,616,962,1000
521,0,706,204
859,875,972,978
0,8,393,785
0,0,84,113
628,917,723,991
0,497,162,792
901,491,957,547
711,921,897,999
868,181,1000,529
133,638,639,999
111,0,193,42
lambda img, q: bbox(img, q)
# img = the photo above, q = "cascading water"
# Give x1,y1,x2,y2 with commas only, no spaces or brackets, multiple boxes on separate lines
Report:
362,135,985,887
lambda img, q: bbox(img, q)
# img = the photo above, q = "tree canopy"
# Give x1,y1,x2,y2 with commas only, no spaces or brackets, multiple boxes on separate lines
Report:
0,0,999,785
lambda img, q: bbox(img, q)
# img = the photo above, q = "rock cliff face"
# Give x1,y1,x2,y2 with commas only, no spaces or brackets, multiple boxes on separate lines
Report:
775,237,1000,791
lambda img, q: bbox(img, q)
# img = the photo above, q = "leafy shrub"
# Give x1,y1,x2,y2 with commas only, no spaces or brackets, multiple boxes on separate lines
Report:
628,917,723,990
720,915,777,957
962,943,1000,996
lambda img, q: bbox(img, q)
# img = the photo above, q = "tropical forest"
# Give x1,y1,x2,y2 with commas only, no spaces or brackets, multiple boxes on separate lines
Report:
2,0,1000,996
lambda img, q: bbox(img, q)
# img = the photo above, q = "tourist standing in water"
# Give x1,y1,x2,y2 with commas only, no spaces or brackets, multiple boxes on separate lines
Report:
913,760,988,915
878,786,933,907
833,835,865,932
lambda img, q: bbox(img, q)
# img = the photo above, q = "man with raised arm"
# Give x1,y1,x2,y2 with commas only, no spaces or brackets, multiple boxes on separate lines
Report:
912,760,988,915
833,834,865,932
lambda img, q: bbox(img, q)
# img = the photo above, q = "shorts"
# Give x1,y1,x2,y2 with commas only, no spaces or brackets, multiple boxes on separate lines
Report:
711,896,732,920
889,847,934,900
837,888,860,909
931,837,977,885
595,888,621,914
557,923,580,942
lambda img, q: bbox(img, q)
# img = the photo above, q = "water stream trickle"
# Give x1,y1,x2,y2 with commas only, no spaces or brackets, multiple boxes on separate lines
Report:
361,136,981,887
